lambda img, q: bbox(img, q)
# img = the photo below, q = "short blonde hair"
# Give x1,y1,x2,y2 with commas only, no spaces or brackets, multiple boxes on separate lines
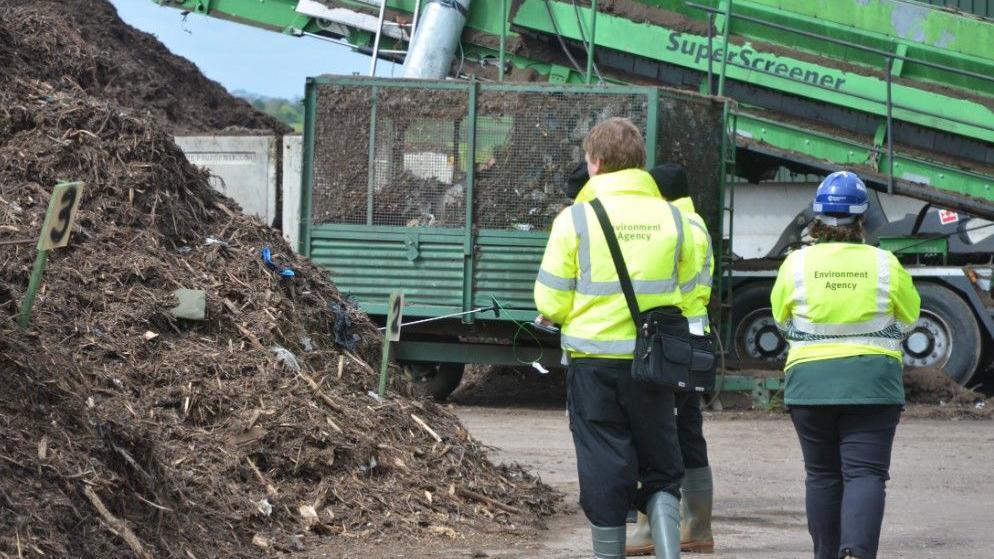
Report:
582,117,646,173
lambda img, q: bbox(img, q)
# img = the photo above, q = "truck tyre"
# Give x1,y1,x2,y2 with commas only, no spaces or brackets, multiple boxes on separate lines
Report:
904,283,980,385
730,283,787,369
407,362,465,401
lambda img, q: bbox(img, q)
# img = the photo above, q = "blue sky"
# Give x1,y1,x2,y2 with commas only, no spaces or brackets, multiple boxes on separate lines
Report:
109,0,401,98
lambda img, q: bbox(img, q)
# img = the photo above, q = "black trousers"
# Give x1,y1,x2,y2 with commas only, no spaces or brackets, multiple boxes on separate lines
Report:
676,392,709,469
567,358,683,527
789,405,902,559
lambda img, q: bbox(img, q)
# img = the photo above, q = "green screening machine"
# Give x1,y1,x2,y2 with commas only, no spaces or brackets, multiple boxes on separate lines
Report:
153,0,994,397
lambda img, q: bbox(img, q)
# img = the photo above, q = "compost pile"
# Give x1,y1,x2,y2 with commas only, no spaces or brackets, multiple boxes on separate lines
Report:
2,0,289,135
0,6,559,559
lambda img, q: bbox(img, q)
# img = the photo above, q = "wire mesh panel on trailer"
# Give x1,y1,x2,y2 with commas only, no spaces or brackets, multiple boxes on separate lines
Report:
655,89,727,244
310,81,470,228
311,83,375,225
308,79,726,237
309,79,665,233
368,86,470,227
474,87,651,231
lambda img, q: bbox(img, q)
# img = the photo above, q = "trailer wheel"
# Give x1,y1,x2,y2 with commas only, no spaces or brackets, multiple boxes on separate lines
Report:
731,283,787,369
903,284,980,385
407,362,465,401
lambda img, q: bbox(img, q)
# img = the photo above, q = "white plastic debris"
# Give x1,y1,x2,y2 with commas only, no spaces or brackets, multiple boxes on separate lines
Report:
204,236,229,247
300,336,315,352
256,498,273,517
531,361,550,375
270,346,300,373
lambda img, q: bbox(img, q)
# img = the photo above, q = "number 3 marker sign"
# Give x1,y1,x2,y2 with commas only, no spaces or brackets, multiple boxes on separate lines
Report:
38,182,84,250
19,181,84,328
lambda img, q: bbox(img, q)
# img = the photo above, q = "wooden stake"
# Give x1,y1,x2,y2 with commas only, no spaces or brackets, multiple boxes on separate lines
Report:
245,457,278,498
18,249,48,328
298,372,344,413
456,487,523,516
410,413,442,443
83,486,154,559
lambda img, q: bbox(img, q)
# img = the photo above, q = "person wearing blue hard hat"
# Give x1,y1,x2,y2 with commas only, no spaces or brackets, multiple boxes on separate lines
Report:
811,170,870,226
771,170,920,559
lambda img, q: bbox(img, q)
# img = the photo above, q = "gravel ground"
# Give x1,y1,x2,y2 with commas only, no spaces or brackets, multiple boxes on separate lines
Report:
446,406,994,559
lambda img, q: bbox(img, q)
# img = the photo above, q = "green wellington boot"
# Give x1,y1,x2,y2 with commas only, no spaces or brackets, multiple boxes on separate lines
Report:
647,492,681,559
680,467,714,553
625,512,654,556
591,524,627,559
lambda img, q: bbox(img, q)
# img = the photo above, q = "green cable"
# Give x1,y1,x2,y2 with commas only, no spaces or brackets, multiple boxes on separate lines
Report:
491,297,547,367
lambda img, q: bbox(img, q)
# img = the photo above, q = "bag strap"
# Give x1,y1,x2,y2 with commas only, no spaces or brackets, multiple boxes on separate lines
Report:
589,198,641,326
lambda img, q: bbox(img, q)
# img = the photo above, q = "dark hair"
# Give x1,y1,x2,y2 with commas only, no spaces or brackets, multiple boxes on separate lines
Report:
810,219,864,243
564,159,589,199
649,163,689,200
582,117,646,173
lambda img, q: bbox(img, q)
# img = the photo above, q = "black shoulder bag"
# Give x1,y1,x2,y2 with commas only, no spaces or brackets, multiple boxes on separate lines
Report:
589,198,692,390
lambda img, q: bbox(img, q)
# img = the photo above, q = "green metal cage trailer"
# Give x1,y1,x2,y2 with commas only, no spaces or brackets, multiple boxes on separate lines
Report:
298,76,733,398
152,0,994,396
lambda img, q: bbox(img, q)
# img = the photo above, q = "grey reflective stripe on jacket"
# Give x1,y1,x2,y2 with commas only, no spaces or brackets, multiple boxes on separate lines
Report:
561,334,636,355
570,201,685,296
687,315,709,336
785,333,904,352
536,268,576,291
779,247,908,351
681,219,713,293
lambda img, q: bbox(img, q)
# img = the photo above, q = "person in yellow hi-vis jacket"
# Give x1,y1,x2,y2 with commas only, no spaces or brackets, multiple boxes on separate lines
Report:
625,164,716,556
771,171,920,559
534,117,697,559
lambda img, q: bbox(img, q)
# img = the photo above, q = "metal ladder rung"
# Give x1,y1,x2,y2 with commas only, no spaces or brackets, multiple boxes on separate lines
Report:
369,0,389,76
369,0,421,76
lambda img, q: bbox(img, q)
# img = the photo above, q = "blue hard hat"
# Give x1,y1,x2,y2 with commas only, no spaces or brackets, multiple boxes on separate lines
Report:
813,171,868,222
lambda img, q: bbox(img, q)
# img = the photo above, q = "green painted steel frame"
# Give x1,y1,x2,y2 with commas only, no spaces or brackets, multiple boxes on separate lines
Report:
308,224,563,323
878,235,949,257
300,78,318,255
514,0,994,144
735,111,994,204
715,102,737,364
156,0,994,95
462,81,478,323
395,340,561,367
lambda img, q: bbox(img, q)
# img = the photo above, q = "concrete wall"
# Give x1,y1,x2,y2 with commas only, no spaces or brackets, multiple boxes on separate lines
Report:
174,136,279,226
282,136,303,251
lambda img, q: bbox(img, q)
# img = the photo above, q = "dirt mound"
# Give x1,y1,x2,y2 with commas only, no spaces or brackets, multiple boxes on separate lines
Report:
0,7,558,559
903,368,982,404
451,366,567,408
3,0,289,135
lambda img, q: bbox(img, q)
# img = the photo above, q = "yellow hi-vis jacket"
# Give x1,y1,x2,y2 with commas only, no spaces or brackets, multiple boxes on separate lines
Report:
770,242,921,369
534,168,698,359
671,197,714,334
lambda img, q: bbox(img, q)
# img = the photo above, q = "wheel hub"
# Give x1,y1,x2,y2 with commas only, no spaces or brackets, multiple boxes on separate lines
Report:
740,311,787,361
903,311,950,368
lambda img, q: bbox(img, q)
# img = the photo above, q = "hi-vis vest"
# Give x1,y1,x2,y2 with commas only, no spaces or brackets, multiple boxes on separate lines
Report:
771,242,921,369
672,197,714,334
534,168,698,359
